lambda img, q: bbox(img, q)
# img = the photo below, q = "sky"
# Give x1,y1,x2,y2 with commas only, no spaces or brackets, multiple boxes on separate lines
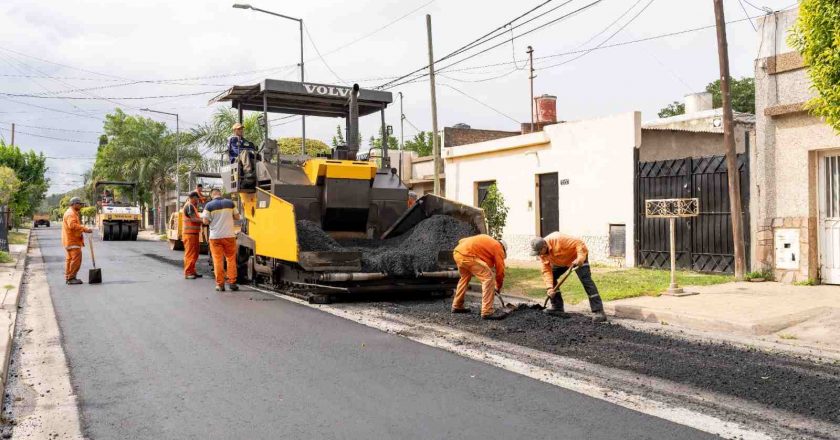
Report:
0,0,796,194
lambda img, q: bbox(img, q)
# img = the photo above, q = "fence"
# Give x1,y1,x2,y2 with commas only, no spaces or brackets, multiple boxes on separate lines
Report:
635,154,750,273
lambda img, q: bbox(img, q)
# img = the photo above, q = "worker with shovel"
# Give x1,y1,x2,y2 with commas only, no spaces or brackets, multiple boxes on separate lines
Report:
530,233,608,322
452,234,508,320
62,197,92,285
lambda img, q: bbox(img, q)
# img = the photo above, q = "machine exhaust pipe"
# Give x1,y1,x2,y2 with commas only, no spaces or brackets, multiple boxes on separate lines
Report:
347,84,360,156
416,271,460,279
318,272,387,282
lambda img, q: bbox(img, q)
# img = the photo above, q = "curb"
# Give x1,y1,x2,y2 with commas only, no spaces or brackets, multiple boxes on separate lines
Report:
601,302,830,336
0,230,30,401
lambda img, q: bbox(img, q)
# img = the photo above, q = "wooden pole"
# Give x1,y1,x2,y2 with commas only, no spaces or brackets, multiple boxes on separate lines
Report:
667,217,683,294
714,0,746,280
527,46,535,132
426,14,441,196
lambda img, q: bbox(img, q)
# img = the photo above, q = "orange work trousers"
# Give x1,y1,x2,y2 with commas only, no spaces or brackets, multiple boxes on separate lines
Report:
65,247,82,280
209,237,237,286
452,251,496,317
183,233,200,276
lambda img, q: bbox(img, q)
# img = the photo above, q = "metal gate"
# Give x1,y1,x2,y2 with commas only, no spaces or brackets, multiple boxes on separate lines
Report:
635,154,750,273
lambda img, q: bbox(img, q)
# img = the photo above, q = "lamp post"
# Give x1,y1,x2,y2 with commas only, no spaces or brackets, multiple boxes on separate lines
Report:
233,3,306,155
141,109,180,231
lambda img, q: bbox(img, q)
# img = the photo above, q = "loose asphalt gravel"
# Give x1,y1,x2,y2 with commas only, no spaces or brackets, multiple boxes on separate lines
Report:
378,297,840,425
297,215,476,275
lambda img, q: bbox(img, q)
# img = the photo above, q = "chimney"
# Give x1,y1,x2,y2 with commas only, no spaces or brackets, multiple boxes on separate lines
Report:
535,94,557,123
684,92,713,113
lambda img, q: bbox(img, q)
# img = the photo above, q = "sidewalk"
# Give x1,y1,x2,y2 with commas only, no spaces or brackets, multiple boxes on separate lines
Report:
0,232,30,399
137,229,164,242
568,281,840,353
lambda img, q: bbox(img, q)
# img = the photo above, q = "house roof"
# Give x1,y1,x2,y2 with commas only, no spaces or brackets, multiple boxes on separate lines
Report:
642,108,755,133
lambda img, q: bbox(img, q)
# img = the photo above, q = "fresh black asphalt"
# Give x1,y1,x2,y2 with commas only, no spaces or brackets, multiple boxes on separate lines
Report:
36,227,714,439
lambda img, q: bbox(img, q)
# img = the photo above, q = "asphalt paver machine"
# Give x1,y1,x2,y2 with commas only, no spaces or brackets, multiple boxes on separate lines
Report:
209,80,485,302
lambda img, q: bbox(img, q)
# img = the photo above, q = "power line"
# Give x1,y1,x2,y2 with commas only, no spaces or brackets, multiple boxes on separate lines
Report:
382,0,607,90
0,127,98,144
440,83,520,124
0,122,100,134
0,90,222,100
0,96,103,121
737,0,758,31
303,24,347,84
377,0,568,89
536,0,656,70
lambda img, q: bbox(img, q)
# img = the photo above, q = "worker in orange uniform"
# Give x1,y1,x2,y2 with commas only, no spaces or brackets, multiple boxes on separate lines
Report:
201,189,240,292
62,197,92,285
530,233,607,322
182,192,203,280
195,184,207,205
452,234,508,320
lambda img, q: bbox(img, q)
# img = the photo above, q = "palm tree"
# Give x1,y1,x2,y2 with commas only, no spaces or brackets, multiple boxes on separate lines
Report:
189,108,265,171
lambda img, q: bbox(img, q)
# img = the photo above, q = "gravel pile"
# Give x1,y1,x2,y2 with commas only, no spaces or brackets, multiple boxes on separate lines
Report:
296,215,476,276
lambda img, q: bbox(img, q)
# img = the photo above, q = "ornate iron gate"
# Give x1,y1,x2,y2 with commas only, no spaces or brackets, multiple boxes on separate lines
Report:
635,154,750,273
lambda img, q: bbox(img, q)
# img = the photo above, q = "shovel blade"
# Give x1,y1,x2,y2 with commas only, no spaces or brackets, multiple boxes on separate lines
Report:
88,268,102,284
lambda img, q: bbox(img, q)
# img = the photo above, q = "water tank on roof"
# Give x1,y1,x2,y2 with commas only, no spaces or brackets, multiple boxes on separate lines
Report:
684,92,713,113
535,94,557,123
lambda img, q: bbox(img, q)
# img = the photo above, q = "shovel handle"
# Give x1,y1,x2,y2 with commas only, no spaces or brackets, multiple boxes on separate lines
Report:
544,265,578,305
88,234,97,268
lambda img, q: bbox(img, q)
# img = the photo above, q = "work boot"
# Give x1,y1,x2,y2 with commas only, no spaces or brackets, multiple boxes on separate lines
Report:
215,284,225,292
451,307,471,314
592,311,608,323
228,283,240,291
66,278,83,285
185,274,197,280
194,273,203,278
481,309,508,320
543,301,571,319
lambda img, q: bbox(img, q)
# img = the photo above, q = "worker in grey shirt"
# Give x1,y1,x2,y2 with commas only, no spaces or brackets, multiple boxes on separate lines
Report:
201,189,241,292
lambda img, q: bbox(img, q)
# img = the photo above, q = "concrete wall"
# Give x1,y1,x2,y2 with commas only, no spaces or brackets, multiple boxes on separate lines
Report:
752,9,840,283
443,127,520,148
444,112,641,265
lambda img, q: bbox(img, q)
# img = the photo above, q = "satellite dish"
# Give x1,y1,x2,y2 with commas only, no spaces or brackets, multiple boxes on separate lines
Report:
713,117,722,127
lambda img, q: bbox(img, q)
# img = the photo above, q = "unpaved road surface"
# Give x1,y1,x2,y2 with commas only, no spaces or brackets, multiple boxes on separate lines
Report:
7,227,715,439
375,298,840,426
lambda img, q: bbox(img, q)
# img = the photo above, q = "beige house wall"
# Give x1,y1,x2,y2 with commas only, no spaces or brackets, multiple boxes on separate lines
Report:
752,10,840,283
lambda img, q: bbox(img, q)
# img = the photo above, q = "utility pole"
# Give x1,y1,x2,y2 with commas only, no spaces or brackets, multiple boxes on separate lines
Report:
527,46,535,132
10,123,14,146
426,14,441,196
399,91,404,181
713,0,746,280
299,18,306,155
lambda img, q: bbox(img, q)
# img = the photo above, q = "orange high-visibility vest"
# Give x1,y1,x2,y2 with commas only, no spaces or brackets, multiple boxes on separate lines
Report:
183,201,202,235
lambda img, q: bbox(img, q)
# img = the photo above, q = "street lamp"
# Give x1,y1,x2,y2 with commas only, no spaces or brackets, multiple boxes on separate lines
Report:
140,108,180,214
233,3,306,155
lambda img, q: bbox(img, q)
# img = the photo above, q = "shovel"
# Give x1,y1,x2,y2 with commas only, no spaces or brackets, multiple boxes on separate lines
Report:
88,234,102,284
542,265,578,308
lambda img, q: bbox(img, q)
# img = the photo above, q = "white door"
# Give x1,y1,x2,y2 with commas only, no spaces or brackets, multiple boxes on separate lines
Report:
819,154,840,283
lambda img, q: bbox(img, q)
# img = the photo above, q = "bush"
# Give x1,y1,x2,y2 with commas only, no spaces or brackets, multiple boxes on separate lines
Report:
480,183,509,241
745,269,773,281
0,252,12,264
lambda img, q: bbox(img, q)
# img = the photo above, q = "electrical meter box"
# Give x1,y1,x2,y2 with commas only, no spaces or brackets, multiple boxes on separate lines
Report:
774,228,800,270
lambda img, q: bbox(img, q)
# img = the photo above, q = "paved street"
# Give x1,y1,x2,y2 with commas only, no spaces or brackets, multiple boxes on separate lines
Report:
31,226,713,439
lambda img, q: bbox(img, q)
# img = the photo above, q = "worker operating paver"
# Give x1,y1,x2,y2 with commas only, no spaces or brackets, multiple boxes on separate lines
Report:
227,122,256,163
452,234,508,320
201,189,240,291
530,233,607,322
182,192,203,280
62,197,92,285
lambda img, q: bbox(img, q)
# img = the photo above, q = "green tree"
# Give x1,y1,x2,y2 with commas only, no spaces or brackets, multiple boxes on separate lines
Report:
789,0,840,133
277,138,332,156
480,183,509,240
189,107,265,161
404,131,436,157
368,134,398,151
0,166,21,206
656,77,755,117
330,124,362,148
92,109,202,232
80,206,97,224
705,77,755,114
0,141,49,223
657,101,685,118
